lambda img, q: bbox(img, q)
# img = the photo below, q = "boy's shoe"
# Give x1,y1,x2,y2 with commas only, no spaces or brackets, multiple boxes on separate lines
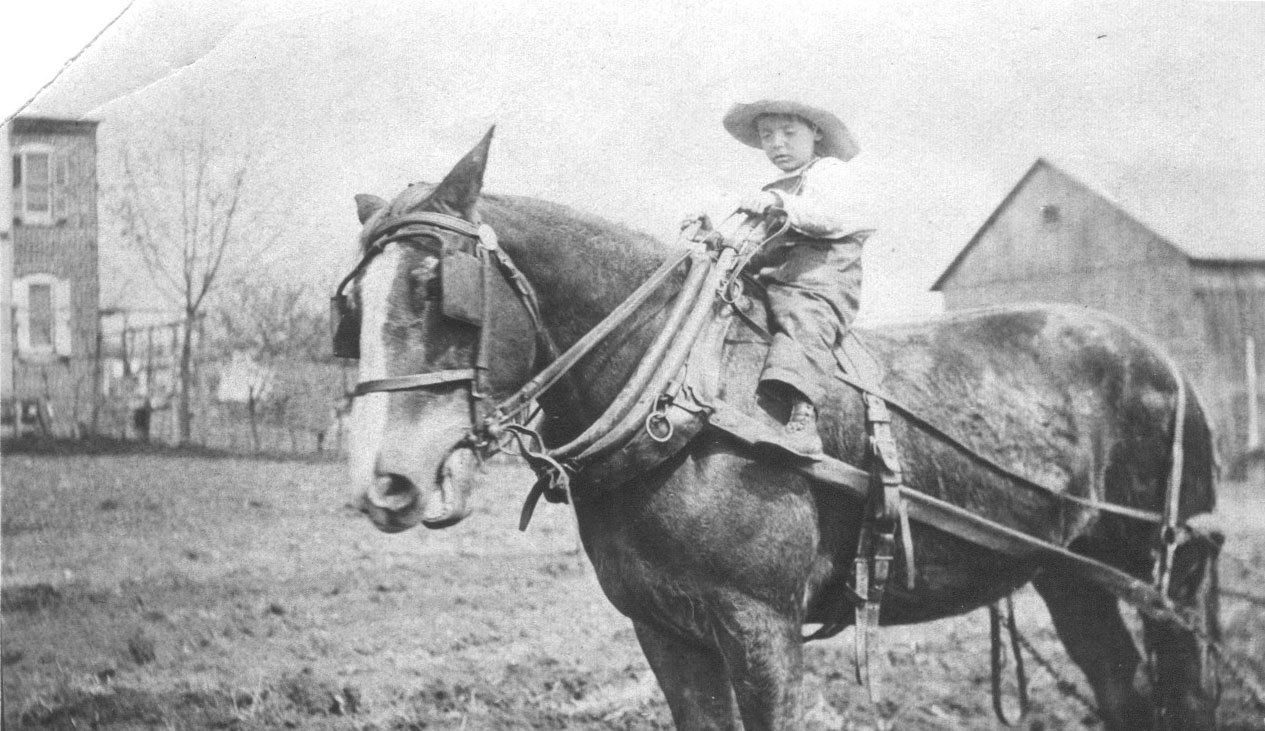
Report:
784,400,824,456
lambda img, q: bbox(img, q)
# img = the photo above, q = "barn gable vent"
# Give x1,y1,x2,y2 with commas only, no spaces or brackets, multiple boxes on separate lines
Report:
1041,204,1061,224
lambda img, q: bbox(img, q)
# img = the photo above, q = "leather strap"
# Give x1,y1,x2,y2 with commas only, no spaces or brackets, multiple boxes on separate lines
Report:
353,369,476,396
367,211,481,242
851,391,914,703
701,396,1209,642
491,248,694,423
832,368,1168,525
1155,370,1187,597
990,595,1031,726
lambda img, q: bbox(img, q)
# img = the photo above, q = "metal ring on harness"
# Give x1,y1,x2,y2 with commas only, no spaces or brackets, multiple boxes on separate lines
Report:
718,276,744,305
645,406,675,443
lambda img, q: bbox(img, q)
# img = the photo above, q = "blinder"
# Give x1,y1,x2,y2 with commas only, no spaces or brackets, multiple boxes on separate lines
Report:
440,238,485,327
330,290,361,359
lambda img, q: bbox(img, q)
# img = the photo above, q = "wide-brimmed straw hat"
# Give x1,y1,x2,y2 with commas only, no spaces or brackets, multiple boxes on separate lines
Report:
723,99,859,161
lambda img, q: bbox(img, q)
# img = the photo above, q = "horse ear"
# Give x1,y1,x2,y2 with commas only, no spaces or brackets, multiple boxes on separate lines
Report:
355,194,387,224
429,126,495,220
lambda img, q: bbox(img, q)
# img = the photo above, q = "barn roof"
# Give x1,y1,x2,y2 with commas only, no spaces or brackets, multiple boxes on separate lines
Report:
931,158,1265,292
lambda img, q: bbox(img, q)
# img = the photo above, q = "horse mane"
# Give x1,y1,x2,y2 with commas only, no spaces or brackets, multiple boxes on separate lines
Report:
476,192,675,338
481,192,666,259
387,182,668,263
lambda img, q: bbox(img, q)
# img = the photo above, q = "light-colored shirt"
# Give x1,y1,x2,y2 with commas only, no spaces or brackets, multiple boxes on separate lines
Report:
764,156,869,240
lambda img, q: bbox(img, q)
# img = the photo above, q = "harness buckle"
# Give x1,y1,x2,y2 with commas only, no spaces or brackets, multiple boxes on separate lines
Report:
476,223,500,250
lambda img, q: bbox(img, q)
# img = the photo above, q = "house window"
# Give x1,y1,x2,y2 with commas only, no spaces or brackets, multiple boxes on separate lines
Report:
13,274,72,359
28,283,54,349
13,146,54,225
1041,204,1061,224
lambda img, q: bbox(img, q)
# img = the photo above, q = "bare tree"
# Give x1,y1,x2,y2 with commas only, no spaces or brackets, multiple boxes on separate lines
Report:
213,274,330,451
214,275,328,364
112,127,277,444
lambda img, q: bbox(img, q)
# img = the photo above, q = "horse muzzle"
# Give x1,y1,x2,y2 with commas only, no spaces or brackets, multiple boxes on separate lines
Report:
360,445,479,532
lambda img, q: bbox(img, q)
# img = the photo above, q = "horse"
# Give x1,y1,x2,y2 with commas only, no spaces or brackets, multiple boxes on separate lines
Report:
343,129,1221,730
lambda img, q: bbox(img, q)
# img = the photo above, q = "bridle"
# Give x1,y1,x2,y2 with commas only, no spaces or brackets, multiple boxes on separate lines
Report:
335,201,708,533
331,209,551,450
333,208,782,458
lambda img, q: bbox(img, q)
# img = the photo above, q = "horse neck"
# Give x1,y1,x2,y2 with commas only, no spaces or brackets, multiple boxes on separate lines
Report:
482,196,680,437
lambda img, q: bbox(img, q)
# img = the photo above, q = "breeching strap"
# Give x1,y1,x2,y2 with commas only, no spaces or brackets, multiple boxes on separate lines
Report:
700,402,1210,638
829,369,1169,525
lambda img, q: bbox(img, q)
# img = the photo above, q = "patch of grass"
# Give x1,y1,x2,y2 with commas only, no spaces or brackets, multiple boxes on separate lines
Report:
1,434,342,463
10,674,367,730
390,655,666,730
18,685,171,728
1,583,63,613
6,446,1260,731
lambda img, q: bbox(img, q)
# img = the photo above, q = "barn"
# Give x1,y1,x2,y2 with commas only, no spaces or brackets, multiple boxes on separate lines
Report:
932,158,1265,468
1,115,102,435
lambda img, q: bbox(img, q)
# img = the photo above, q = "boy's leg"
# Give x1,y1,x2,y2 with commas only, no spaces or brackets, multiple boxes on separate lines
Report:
758,240,861,454
759,240,861,403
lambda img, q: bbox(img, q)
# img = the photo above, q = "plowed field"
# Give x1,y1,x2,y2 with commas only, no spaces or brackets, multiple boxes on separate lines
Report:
3,449,1262,729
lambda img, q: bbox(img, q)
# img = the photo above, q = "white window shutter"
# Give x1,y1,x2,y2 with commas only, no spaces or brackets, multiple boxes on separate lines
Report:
13,277,30,356
53,277,72,355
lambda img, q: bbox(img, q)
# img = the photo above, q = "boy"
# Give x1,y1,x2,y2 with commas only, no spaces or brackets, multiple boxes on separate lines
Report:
689,99,872,455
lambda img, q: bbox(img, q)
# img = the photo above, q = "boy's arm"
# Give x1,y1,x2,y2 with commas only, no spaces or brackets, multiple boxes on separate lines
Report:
771,157,871,238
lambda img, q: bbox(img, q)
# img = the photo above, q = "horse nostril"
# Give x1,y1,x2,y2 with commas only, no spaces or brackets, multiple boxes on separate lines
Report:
370,473,420,512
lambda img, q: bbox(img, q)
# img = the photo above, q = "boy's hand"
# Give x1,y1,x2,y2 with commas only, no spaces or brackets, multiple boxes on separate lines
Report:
738,191,780,215
679,212,713,232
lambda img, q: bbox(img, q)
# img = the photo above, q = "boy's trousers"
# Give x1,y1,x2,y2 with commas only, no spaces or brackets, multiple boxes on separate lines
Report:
751,231,866,405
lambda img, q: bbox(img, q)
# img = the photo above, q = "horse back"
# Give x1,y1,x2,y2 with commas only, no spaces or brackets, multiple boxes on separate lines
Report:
720,301,1216,530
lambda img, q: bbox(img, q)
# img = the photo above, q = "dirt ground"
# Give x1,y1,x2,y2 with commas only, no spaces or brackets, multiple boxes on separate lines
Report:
2,448,1263,730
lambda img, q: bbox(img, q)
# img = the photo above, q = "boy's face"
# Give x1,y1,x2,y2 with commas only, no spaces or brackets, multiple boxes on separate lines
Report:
755,114,821,172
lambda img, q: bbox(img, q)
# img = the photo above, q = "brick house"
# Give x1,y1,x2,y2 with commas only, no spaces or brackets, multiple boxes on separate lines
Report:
932,158,1265,465
1,116,102,435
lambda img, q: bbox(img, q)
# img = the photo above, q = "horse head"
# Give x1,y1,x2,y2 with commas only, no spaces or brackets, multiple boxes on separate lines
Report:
343,128,540,532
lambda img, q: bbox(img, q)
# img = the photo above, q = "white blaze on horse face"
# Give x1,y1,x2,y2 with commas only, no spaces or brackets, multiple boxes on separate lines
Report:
349,247,402,494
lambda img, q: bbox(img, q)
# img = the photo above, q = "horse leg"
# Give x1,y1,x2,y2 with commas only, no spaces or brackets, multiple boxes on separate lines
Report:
1033,568,1152,731
634,620,742,731
1143,526,1222,731
708,602,805,731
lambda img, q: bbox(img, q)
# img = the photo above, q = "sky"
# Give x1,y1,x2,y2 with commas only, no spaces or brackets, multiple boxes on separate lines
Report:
6,0,1265,325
